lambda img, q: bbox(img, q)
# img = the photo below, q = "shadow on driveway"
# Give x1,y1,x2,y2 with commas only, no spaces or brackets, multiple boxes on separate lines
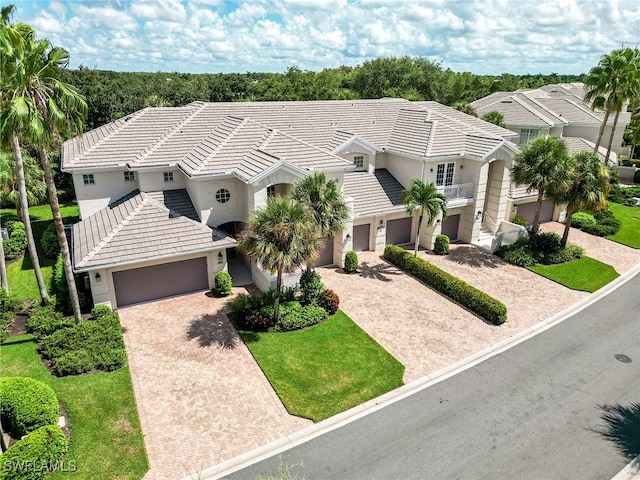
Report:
186,311,238,349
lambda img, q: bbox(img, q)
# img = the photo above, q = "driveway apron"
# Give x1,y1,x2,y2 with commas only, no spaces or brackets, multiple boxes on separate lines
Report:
119,290,311,480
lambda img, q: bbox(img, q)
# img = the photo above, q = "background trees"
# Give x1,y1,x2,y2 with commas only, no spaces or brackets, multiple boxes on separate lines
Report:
402,179,448,256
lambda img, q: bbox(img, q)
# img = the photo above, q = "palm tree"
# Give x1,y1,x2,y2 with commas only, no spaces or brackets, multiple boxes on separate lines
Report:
238,196,321,323
512,136,572,234
2,11,87,321
0,151,47,219
481,110,507,128
453,102,478,117
290,172,350,270
402,179,448,257
547,151,610,247
584,48,640,161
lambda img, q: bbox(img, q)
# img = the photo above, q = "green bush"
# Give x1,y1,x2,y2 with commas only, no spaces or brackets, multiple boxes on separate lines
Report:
229,288,298,330
40,223,60,259
0,425,69,480
510,214,528,226
571,212,596,229
316,289,339,315
433,234,450,255
299,269,323,305
384,245,507,325
3,221,27,261
274,304,328,332
213,271,232,297
0,377,59,437
543,245,584,265
93,348,128,372
344,250,358,273
27,306,74,341
91,304,112,319
0,310,14,343
51,349,94,376
501,245,536,267
527,231,562,257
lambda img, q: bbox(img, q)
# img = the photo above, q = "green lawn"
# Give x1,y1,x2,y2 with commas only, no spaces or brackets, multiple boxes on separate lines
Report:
528,256,619,292
607,202,640,249
240,311,405,422
1,203,79,302
0,334,149,480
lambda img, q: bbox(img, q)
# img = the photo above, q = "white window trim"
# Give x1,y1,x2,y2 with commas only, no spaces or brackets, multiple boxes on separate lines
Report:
163,172,174,183
353,155,365,169
124,172,135,182
82,174,95,185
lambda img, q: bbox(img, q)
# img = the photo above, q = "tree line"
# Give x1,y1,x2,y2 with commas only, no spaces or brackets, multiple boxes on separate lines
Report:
59,59,584,130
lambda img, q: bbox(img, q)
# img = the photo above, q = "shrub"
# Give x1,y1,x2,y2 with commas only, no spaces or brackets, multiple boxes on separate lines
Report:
501,246,536,267
93,348,128,372
0,377,59,437
635,169,640,184
571,212,596,229
384,245,507,325
1,310,14,343
91,304,113,319
543,245,584,265
433,234,450,255
527,231,562,257
510,214,528,226
51,349,94,376
40,223,60,259
344,250,358,273
299,269,323,305
213,271,233,297
0,425,69,480
229,288,298,330
274,304,328,332
3,221,27,261
27,305,74,341
316,289,339,315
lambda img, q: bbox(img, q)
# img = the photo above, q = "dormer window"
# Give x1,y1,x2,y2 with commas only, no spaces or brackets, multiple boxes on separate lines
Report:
163,172,174,183
124,172,135,182
353,156,364,169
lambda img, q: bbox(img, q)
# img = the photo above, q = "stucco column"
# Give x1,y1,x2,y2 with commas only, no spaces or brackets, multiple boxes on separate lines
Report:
336,196,355,267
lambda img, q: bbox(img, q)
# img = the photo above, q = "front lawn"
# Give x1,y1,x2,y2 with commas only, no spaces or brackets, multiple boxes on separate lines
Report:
607,202,640,249
1,203,79,302
239,311,404,422
528,256,619,292
0,334,148,479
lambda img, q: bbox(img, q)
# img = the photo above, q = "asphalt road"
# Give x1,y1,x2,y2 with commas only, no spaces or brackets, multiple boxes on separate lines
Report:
227,271,640,480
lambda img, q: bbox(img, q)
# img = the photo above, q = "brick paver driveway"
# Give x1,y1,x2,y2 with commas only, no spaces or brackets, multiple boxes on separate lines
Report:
119,289,310,480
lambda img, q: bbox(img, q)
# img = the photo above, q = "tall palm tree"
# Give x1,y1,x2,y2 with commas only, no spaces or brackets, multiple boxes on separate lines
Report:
402,179,448,257
0,9,50,303
512,136,572,234
547,151,610,247
0,151,47,219
290,172,350,270
238,196,321,323
584,48,640,160
2,11,87,321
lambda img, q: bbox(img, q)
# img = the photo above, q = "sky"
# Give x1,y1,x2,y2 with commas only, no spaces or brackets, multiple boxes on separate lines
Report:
9,0,640,76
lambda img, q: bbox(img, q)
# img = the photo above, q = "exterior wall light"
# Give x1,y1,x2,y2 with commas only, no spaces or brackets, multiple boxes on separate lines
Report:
95,272,101,282
346,234,351,240
218,252,224,264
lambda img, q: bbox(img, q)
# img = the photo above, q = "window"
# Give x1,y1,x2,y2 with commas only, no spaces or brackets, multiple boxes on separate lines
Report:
124,172,135,182
216,188,231,204
353,155,364,169
519,128,539,145
163,172,174,183
82,174,95,185
267,185,276,198
436,163,455,186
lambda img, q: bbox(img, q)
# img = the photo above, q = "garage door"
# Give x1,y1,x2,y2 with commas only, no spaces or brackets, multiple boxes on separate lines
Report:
353,224,370,251
113,257,208,307
517,200,554,224
386,217,412,245
441,214,460,241
314,239,334,267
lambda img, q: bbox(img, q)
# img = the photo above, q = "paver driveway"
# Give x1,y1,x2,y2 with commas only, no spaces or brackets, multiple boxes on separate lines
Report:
119,289,311,480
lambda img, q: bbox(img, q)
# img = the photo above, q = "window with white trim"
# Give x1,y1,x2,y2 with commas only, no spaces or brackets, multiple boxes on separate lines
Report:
124,172,135,182
216,188,231,203
267,185,276,198
436,163,455,186
82,174,95,185
163,172,174,183
353,155,364,169
519,128,539,145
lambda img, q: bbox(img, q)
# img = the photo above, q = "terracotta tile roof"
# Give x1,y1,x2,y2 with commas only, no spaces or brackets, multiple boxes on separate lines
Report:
72,189,235,271
343,169,406,217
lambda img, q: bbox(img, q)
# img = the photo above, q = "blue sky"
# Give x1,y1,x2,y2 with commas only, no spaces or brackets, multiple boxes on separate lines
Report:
10,0,640,75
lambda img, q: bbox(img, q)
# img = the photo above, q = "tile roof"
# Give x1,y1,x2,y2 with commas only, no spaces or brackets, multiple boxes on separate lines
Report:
62,99,516,176
560,136,617,162
72,189,235,270
343,169,406,217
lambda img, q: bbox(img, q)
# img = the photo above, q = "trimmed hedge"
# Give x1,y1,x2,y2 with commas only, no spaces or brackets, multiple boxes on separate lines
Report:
3,221,27,261
26,306,74,341
91,304,113,319
570,212,596,229
40,223,60,259
433,234,450,255
0,425,69,480
274,304,328,332
384,245,507,325
299,269,323,305
213,271,233,297
0,377,59,437
344,250,358,273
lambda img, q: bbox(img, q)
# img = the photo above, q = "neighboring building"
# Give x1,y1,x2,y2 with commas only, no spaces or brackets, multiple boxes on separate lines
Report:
471,82,631,225
63,98,530,309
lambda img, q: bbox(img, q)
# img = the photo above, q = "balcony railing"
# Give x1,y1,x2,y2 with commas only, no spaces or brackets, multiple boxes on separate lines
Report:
437,182,474,201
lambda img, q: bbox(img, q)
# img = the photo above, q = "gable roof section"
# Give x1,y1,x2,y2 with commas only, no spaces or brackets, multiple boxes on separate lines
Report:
343,169,406,217
72,189,235,271
560,136,617,162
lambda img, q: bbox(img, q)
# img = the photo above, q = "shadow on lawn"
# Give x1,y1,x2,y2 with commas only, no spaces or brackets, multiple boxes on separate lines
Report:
591,402,640,462
186,312,238,349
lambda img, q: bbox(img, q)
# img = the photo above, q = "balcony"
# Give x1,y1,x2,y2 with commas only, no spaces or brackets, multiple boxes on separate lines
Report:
437,183,474,206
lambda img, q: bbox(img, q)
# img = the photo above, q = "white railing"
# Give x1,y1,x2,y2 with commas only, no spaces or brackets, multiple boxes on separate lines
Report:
437,182,474,201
